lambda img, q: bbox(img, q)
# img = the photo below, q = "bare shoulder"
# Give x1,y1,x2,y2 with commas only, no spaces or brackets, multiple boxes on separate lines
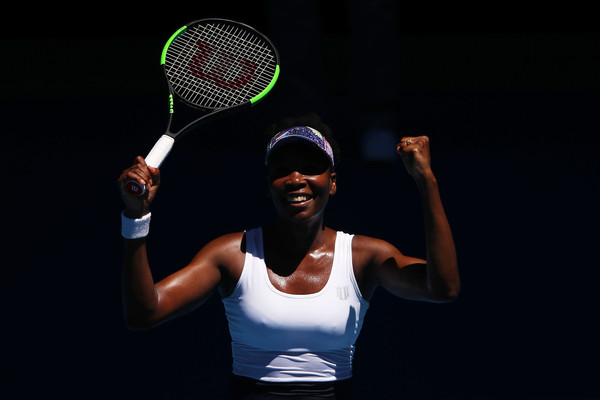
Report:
350,235,404,299
351,234,425,278
147,231,247,321
351,234,404,268
191,231,246,267
351,234,428,301
205,231,246,252
188,231,247,296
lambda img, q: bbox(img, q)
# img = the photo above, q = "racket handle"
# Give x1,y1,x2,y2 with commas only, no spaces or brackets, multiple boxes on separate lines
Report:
145,134,175,168
126,135,175,196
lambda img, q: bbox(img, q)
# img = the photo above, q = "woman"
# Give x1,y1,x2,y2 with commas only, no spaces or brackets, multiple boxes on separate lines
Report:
118,113,459,399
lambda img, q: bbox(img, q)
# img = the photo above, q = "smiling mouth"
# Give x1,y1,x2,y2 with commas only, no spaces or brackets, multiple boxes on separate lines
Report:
286,193,313,204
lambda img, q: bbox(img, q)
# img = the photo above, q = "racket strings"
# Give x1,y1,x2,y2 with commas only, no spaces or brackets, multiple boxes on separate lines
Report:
165,22,277,109
195,26,267,103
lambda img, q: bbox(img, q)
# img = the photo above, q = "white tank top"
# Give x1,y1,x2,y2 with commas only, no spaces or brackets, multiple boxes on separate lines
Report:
222,227,370,382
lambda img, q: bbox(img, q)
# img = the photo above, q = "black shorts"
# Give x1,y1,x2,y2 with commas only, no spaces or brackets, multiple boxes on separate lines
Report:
230,374,355,399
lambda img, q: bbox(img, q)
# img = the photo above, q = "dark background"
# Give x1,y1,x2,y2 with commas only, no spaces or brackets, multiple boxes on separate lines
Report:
2,1,598,399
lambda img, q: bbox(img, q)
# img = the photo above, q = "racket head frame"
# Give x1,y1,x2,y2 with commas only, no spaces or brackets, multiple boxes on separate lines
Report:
160,18,280,140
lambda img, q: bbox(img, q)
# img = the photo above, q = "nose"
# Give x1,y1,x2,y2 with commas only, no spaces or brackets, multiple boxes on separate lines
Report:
284,170,306,187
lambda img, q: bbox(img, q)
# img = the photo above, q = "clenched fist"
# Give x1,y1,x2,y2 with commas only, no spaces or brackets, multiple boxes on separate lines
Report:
117,156,161,218
397,136,433,180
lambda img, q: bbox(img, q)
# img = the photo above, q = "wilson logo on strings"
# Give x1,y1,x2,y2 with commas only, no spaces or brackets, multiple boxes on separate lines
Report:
189,40,257,89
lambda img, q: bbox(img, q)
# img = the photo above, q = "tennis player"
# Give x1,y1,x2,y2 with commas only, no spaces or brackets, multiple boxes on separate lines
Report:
118,113,459,399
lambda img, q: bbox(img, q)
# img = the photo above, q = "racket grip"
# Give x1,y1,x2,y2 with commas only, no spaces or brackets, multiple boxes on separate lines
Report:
126,135,175,196
145,134,175,168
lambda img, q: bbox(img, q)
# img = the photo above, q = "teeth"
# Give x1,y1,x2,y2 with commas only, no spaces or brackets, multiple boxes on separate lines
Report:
287,194,310,202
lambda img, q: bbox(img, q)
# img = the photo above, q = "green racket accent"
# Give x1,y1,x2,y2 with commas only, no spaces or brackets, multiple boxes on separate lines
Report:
250,65,280,104
161,25,188,65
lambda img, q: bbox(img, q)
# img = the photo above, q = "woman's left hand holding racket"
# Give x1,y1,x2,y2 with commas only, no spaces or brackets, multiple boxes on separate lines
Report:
118,156,161,218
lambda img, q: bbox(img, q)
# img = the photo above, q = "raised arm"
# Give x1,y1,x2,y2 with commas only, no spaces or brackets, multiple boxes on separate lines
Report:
121,233,240,329
399,136,459,301
355,137,459,303
117,157,238,329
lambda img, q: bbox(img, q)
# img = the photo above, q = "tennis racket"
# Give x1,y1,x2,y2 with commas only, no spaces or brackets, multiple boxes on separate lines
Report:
126,18,280,195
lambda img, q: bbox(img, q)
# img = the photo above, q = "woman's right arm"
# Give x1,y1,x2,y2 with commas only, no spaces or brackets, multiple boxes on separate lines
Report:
121,234,238,330
117,157,238,330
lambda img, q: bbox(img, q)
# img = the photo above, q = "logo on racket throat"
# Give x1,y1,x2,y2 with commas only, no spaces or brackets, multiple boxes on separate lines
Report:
189,40,257,89
168,94,174,114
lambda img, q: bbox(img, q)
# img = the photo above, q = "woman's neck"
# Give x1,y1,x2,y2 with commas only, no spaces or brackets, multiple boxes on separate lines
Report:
267,216,328,252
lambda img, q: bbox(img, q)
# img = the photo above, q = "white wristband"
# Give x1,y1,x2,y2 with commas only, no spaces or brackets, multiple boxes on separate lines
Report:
121,211,151,239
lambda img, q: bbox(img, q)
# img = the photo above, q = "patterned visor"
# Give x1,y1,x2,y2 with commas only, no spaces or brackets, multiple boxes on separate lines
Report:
265,126,334,167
